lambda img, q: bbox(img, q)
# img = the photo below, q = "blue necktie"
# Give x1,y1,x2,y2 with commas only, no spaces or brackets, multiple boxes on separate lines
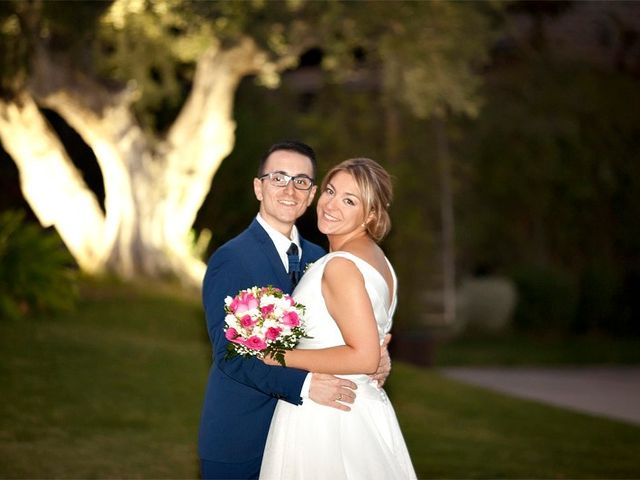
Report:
287,243,300,287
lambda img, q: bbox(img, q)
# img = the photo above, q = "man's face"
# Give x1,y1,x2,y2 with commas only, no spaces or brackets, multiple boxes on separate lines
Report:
253,150,317,237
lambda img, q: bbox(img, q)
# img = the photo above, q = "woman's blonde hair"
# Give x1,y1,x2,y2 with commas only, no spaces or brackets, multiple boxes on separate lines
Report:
321,158,393,242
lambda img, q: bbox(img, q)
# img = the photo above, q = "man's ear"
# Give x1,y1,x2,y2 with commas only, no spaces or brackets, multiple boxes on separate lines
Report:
253,178,263,201
306,185,318,206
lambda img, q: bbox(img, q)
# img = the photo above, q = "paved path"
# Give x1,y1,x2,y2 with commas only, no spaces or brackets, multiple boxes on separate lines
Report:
439,366,640,426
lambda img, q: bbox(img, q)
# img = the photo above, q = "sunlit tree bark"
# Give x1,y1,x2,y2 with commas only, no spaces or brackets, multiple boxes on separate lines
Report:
0,92,107,273
0,37,268,285
433,116,456,326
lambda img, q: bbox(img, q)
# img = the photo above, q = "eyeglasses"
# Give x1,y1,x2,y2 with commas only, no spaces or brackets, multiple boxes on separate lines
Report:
259,171,315,191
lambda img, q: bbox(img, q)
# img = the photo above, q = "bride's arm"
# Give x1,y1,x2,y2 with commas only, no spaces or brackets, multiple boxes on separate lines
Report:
270,257,380,374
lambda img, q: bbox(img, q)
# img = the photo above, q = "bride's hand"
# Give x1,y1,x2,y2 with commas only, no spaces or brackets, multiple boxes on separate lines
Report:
369,333,392,387
262,354,279,366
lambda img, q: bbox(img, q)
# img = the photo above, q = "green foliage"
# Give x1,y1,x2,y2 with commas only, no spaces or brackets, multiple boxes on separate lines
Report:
374,1,496,119
0,210,78,320
462,61,640,271
0,1,30,95
510,264,578,333
96,0,217,131
460,59,640,335
3,0,498,132
0,0,109,95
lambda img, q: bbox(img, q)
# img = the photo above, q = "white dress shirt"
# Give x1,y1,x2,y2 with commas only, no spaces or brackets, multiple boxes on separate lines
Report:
255,214,312,400
255,214,301,272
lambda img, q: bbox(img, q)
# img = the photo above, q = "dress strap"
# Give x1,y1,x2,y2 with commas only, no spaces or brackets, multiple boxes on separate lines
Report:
323,251,396,315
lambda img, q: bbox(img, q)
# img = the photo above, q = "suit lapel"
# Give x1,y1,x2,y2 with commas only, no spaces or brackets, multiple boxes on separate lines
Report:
247,219,292,292
299,238,314,272
299,237,325,280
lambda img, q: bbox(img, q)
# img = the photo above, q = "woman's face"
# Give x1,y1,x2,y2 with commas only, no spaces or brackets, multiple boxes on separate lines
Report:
317,170,368,237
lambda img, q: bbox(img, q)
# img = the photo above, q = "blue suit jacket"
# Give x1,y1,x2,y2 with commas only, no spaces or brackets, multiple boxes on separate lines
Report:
198,219,325,464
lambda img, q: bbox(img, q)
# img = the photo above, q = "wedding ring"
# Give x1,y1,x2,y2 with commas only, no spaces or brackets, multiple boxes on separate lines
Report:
337,393,342,401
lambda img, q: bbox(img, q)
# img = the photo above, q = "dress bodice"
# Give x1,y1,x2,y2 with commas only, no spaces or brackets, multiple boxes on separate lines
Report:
293,251,397,351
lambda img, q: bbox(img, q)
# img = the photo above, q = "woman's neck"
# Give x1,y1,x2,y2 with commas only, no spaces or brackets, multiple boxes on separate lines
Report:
328,230,369,252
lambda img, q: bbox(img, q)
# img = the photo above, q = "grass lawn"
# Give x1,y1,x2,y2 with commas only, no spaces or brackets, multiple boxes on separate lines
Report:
433,332,640,366
1,281,639,478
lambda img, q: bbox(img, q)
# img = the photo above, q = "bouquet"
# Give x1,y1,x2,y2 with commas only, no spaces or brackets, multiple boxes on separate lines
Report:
223,286,307,366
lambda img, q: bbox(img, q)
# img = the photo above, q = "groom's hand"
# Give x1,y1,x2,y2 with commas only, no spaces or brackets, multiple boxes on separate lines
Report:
309,373,357,412
369,333,392,388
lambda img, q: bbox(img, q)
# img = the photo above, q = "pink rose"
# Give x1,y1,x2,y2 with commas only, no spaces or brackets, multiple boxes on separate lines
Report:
261,304,275,316
229,296,240,313
281,311,300,327
240,314,256,328
243,335,267,351
231,292,259,314
225,327,242,343
265,327,282,341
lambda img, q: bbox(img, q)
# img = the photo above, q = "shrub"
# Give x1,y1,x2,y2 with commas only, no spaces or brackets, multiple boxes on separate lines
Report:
457,275,518,335
0,210,78,319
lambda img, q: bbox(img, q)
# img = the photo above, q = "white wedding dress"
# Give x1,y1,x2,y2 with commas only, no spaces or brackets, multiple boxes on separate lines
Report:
260,251,417,480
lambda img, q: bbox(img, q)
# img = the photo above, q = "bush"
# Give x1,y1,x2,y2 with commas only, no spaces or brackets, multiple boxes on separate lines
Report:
510,265,578,334
457,275,518,335
0,210,78,319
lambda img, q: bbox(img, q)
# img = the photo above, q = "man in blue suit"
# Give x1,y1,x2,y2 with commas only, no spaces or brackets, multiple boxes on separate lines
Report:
199,141,378,479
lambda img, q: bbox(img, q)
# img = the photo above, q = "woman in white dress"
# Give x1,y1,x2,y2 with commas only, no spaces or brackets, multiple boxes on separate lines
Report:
260,158,417,479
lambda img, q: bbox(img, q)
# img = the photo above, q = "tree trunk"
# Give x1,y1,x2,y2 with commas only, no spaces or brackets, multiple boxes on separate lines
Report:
433,116,456,325
0,37,269,286
0,93,108,273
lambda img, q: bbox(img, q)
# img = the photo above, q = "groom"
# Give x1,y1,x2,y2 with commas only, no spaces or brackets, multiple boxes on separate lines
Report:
199,141,389,479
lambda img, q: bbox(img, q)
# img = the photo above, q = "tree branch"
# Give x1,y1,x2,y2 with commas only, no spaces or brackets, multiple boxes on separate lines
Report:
0,93,107,272
163,37,270,237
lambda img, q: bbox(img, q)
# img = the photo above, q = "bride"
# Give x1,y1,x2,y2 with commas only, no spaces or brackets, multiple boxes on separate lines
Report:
260,158,417,479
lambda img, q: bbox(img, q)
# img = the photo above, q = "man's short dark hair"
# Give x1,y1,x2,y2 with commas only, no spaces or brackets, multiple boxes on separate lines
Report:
258,140,317,179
